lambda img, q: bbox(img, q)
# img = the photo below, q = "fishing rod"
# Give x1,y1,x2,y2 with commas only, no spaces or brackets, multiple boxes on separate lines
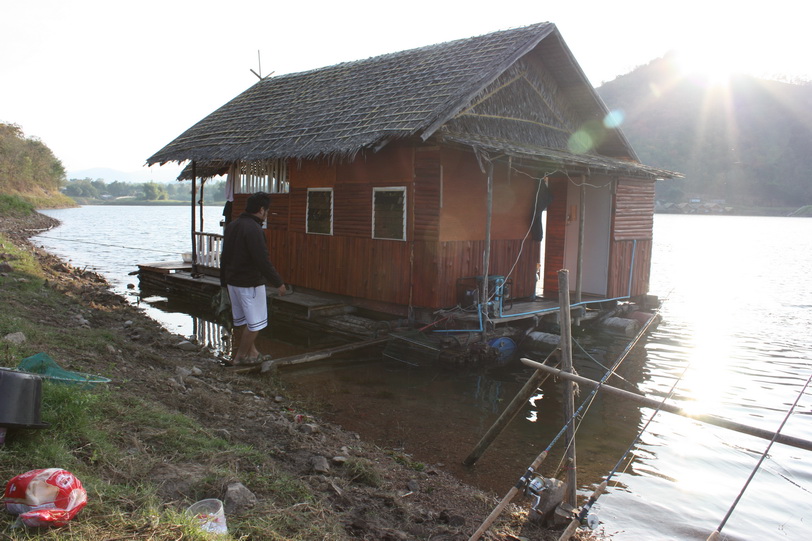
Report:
706,372,812,541
468,309,661,541
558,358,691,540
35,234,181,255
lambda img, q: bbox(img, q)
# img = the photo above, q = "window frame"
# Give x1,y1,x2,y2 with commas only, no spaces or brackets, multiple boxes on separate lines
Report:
306,188,334,235
372,186,407,241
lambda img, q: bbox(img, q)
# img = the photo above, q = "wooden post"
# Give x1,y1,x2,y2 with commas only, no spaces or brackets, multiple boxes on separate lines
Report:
575,177,585,305
558,269,577,507
199,178,205,232
480,160,494,337
463,350,558,466
190,161,197,272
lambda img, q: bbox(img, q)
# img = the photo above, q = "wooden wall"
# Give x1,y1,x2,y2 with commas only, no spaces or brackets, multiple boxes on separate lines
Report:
232,144,562,311
607,178,655,298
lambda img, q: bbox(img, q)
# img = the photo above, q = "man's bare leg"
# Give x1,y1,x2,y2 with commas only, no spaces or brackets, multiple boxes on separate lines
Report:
234,328,261,363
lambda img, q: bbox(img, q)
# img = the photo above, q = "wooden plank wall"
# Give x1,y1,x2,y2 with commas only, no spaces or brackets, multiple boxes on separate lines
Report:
270,231,411,304
613,179,655,241
413,147,441,242
411,239,539,308
608,178,655,298
542,177,568,297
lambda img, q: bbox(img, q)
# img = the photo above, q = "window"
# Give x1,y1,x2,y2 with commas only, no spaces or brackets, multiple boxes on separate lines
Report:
373,187,406,240
233,159,289,194
307,188,333,235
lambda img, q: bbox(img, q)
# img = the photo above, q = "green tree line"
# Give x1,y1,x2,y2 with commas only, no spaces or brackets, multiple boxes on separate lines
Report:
0,122,65,194
64,177,227,202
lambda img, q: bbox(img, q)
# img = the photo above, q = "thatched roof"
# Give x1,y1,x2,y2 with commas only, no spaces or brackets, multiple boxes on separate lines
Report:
149,22,675,179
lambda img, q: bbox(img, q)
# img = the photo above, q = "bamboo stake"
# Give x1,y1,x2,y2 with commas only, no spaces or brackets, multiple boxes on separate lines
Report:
558,270,577,507
520,359,812,453
463,349,558,466
481,160,494,340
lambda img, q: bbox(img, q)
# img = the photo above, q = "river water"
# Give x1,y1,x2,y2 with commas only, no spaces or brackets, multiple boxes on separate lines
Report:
33,207,812,540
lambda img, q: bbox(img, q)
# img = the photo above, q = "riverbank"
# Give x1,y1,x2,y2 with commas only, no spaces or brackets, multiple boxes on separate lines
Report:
0,209,587,540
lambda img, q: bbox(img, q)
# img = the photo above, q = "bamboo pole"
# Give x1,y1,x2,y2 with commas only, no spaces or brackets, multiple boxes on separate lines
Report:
520,359,812,453
255,337,390,373
463,349,558,466
558,270,577,507
480,160,494,339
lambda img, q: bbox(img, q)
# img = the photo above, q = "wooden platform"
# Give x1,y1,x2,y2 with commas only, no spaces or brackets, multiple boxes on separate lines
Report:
137,265,356,322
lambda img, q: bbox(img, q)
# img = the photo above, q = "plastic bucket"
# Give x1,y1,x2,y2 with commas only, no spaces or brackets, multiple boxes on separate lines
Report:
186,498,227,534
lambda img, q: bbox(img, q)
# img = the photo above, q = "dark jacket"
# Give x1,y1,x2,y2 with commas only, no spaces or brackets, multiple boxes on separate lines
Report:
220,212,284,288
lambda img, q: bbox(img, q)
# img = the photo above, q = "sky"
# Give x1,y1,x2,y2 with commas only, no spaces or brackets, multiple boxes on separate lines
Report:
1,0,809,182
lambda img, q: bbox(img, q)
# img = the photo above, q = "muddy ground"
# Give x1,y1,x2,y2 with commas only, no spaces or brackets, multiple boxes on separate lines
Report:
1,212,593,541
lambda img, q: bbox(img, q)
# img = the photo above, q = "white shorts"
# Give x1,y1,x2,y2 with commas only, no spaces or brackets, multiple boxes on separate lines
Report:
227,285,268,332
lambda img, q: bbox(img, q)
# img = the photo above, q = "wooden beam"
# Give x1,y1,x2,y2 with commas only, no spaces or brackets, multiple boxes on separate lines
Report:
520,358,812,453
258,337,389,372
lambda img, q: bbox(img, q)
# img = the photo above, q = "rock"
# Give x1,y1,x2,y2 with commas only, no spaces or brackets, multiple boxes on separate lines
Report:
223,482,257,514
2,332,26,345
274,395,285,403
190,366,203,377
0,263,12,273
527,477,566,524
406,479,420,493
105,344,117,354
332,455,348,466
299,423,320,435
176,340,198,352
175,366,192,378
123,320,133,327
213,428,230,440
438,509,465,527
310,455,330,474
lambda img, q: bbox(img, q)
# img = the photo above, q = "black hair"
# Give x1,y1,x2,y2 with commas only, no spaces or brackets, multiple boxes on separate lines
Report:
245,192,271,214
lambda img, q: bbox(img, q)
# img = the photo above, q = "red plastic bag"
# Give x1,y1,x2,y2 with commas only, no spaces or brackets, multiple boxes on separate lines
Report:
3,469,87,527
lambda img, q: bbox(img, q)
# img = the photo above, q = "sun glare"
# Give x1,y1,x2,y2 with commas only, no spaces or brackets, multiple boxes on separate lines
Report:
672,48,739,87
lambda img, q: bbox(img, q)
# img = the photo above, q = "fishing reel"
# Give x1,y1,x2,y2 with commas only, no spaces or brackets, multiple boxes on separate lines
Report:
523,475,551,515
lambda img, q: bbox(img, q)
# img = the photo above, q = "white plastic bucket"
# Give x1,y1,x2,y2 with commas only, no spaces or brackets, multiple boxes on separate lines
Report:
186,498,227,534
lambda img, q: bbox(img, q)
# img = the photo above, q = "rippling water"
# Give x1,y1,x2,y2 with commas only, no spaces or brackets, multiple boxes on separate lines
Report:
34,208,812,540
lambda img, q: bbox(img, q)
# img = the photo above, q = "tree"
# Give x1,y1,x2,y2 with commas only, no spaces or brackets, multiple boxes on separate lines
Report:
142,182,168,201
0,122,65,194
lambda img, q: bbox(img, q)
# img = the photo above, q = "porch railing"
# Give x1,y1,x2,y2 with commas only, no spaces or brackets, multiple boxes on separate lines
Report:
194,232,223,269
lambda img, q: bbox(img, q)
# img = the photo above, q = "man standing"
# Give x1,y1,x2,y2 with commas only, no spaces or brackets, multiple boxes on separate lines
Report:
219,192,286,365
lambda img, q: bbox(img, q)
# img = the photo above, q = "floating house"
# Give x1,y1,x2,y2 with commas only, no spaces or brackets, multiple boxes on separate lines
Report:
146,22,674,330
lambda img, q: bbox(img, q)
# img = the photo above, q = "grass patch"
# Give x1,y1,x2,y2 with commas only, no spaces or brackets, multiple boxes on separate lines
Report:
0,194,36,217
341,457,382,487
0,232,351,540
387,450,426,472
